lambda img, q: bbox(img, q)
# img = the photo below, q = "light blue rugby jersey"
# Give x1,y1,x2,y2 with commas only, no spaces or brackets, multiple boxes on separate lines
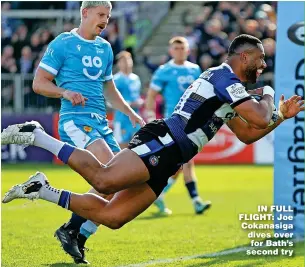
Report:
150,60,202,117
39,28,113,117
113,72,141,122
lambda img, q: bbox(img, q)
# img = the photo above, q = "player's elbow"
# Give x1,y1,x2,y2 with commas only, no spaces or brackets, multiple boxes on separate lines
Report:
242,138,254,145
235,135,253,145
32,79,42,94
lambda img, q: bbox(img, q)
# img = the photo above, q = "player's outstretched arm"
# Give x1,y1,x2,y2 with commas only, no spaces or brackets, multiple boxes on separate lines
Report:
105,80,145,127
227,95,304,144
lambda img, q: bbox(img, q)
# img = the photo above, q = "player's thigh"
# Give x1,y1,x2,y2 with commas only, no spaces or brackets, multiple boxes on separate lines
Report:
94,148,151,193
102,182,157,228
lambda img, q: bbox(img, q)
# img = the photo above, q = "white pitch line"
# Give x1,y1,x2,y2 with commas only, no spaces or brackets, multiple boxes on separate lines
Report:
115,238,305,267
114,246,250,267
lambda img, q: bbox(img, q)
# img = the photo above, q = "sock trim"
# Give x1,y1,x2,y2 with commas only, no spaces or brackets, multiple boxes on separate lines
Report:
58,190,71,209
58,143,75,164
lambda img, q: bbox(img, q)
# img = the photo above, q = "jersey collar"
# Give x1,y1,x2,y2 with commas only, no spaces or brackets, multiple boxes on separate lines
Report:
221,63,234,73
168,59,189,68
71,28,96,43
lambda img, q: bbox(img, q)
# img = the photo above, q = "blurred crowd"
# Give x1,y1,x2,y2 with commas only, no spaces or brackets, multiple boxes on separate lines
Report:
1,1,126,75
2,1,277,111
1,1,126,110
144,2,276,89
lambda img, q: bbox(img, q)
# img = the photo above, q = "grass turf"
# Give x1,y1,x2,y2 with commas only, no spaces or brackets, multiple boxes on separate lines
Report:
1,164,304,267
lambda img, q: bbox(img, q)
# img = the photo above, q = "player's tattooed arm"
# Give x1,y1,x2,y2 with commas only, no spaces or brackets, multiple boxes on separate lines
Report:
227,95,304,144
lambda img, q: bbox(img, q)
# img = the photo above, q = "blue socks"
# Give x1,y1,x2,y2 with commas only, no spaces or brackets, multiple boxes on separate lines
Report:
80,220,98,238
185,181,198,199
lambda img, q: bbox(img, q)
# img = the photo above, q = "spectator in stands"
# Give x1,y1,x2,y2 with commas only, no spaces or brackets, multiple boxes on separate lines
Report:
1,45,18,73
242,19,262,39
104,22,122,61
202,19,227,61
184,26,199,50
41,29,54,45
12,24,29,60
266,22,276,39
199,54,213,71
29,32,43,59
255,11,269,39
18,46,33,74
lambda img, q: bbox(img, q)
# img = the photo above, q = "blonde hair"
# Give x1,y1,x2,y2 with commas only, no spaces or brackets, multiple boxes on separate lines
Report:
80,1,112,18
169,36,189,46
116,51,132,61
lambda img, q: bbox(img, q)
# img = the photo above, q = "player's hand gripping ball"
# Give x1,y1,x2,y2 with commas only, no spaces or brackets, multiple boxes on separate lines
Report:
238,94,278,126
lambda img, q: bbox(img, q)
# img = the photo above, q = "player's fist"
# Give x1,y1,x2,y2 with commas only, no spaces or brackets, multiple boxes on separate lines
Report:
63,90,88,107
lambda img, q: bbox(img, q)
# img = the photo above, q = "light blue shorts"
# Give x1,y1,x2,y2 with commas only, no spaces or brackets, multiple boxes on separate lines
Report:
58,113,120,153
113,119,140,144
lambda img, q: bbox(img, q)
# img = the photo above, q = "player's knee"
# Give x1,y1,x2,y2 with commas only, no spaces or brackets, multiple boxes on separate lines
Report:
95,180,116,195
105,215,127,230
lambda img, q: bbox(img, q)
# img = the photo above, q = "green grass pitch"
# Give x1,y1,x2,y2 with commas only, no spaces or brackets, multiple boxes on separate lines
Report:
2,164,304,267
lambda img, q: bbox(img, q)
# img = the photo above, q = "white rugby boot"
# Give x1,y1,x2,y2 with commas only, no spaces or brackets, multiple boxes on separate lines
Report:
1,121,44,146
2,172,48,203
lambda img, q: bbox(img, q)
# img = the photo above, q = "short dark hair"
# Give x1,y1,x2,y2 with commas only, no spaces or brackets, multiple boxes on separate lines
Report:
228,34,262,56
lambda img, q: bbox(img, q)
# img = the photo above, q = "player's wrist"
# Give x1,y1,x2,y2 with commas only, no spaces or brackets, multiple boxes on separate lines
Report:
263,86,275,99
278,109,286,121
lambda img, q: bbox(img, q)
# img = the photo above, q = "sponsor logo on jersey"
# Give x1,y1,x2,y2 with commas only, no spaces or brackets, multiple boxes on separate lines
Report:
82,55,103,80
201,70,214,80
149,155,159,166
83,126,93,132
226,83,248,100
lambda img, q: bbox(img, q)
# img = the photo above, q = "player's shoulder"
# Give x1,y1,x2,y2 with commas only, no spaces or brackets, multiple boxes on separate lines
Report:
113,72,122,80
95,36,112,48
156,61,173,74
184,60,200,70
129,73,140,80
203,63,239,83
51,31,74,45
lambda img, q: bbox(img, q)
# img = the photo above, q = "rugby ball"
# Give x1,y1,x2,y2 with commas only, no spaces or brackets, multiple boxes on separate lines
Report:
238,94,278,126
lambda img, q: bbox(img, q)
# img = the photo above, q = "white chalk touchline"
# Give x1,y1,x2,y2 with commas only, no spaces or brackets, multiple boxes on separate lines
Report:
115,238,304,267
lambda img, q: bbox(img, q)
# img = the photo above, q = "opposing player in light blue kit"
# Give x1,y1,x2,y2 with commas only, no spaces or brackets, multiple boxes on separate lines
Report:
113,51,143,148
32,1,144,264
146,36,211,215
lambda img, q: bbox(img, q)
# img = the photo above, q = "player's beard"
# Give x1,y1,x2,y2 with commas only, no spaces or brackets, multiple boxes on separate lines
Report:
245,64,257,84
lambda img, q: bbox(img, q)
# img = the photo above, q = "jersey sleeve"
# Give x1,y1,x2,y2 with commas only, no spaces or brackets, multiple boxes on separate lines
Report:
104,46,113,81
39,35,65,76
150,66,167,92
214,73,251,108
